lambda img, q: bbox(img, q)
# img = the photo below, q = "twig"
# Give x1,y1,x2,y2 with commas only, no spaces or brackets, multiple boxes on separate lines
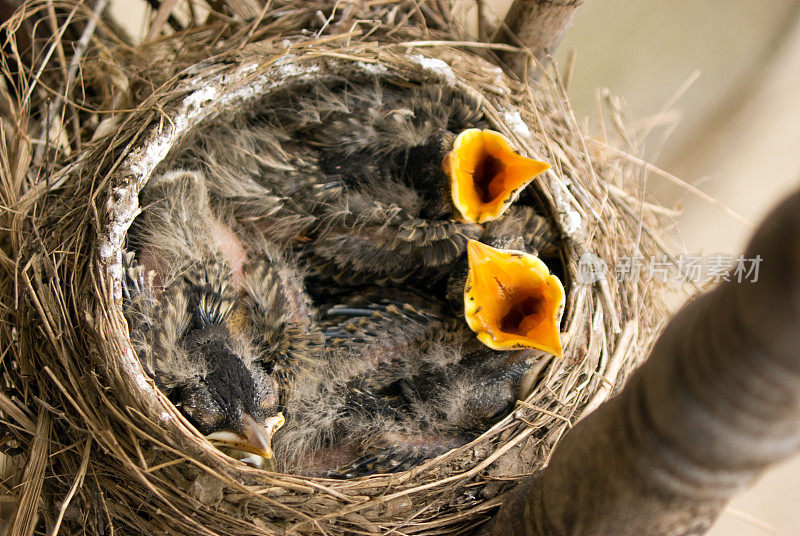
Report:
142,0,185,34
394,39,521,52
591,139,754,228
44,0,71,86
475,0,487,42
562,47,576,91
144,0,180,42
639,69,701,141
580,321,636,417
49,438,92,536
6,409,50,536
237,0,272,49
492,0,587,79
33,0,109,166
23,3,80,103
724,507,777,535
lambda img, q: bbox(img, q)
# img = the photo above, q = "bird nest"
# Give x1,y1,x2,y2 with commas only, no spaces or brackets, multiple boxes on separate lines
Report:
0,1,674,534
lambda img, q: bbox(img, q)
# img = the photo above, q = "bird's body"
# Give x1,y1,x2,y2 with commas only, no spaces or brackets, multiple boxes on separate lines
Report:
274,291,545,476
125,75,562,476
173,78,546,286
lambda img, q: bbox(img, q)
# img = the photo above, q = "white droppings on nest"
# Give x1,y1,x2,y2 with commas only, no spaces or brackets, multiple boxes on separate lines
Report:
218,74,270,105
490,67,508,94
560,205,582,235
160,412,172,421
276,59,320,78
135,373,149,391
183,86,217,109
106,259,123,280
99,242,114,261
501,108,532,138
119,345,151,391
239,62,259,74
127,85,218,180
100,184,142,299
356,61,389,75
411,54,456,85
550,176,583,236
130,137,170,179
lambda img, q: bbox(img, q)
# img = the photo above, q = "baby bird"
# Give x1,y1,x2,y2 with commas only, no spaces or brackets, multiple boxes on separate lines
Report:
330,347,539,478
173,78,549,286
122,170,321,468
299,82,550,285
272,291,545,477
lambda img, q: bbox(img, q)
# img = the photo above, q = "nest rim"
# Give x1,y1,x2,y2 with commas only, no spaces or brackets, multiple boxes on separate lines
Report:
104,47,577,470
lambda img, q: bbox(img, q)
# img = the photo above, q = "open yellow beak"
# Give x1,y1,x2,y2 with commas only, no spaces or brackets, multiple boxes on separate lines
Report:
464,240,564,356
444,129,550,224
206,413,285,468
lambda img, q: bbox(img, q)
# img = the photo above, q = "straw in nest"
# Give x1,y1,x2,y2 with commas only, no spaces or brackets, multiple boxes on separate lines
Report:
0,1,679,534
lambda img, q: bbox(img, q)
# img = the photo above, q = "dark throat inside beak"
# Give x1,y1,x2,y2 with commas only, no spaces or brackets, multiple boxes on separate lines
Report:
463,240,564,357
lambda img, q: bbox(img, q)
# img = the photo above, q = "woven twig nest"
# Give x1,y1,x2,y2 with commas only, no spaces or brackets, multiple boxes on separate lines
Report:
1,2,672,535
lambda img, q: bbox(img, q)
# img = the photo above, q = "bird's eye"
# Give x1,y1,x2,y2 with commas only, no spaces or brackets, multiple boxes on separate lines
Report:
256,383,278,413
251,372,279,414
258,396,275,413
179,385,225,434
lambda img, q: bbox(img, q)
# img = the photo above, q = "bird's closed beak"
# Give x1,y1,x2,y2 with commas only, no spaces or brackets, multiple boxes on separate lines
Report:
464,240,564,357
206,413,285,469
444,129,550,224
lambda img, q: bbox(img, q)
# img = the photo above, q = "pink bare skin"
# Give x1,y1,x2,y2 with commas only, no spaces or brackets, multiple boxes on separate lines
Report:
137,211,248,292
207,215,248,289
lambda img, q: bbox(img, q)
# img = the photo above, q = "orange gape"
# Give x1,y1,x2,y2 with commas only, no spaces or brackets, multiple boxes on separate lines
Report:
444,129,550,223
464,240,564,357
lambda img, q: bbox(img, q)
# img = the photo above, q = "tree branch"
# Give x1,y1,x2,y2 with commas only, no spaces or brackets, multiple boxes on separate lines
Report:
492,0,586,79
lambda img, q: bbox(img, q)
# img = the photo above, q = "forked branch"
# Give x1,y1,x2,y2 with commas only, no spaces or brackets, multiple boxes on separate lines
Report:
492,187,800,535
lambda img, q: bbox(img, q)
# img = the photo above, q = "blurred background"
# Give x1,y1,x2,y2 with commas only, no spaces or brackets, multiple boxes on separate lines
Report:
557,2,800,534
40,0,800,534
560,3,800,534
555,0,800,258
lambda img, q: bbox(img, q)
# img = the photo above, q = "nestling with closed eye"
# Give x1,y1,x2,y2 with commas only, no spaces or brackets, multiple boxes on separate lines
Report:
122,170,322,468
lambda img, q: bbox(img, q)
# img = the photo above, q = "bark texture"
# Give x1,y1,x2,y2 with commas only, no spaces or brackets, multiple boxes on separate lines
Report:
492,0,587,78
491,188,800,535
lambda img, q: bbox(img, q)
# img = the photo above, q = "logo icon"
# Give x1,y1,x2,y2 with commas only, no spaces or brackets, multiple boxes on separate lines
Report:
577,252,607,284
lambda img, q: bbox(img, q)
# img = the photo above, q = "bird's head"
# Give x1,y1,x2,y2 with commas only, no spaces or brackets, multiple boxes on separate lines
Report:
175,321,285,469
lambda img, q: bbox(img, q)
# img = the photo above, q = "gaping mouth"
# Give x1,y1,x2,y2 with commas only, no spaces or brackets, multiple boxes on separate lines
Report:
206,413,285,469
444,129,550,224
464,240,564,356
